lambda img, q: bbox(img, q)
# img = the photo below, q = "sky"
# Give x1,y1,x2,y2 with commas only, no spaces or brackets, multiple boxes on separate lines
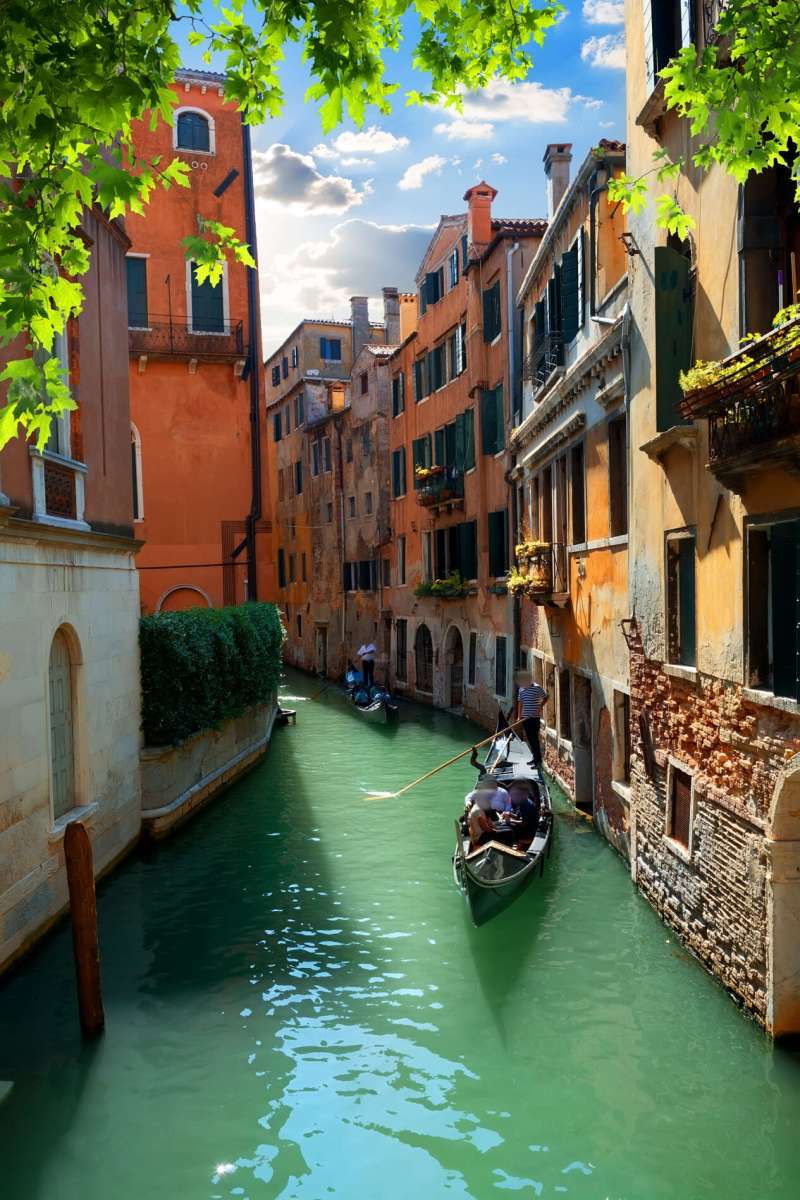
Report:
175,2,626,353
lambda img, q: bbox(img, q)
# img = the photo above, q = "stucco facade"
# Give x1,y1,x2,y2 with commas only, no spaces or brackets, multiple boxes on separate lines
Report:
0,210,142,971
624,0,800,1033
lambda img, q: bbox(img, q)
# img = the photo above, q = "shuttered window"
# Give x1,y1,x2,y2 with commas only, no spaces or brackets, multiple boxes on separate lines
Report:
480,386,504,455
412,434,432,487
415,625,434,692
482,279,502,341
560,242,580,343
495,636,508,697
488,508,509,577
272,413,282,442
655,246,693,431
271,365,280,387
425,267,444,307
413,357,428,403
176,111,210,151
324,437,332,472
125,258,148,328
668,765,693,848
428,343,446,391
435,528,447,579
392,372,405,416
391,447,406,497
570,442,586,544
295,392,304,427
396,619,408,680
666,533,696,667
294,460,303,496
608,414,628,536
312,441,320,476
190,263,224,332
320,337,342,360
278,549,286,588
749,520,800,702
449,247,459,288
459,520,478,580
461,234,469,271
643,0,693,94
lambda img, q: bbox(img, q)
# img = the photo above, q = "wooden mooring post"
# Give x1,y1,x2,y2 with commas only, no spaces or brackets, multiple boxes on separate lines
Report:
64,821,104,1037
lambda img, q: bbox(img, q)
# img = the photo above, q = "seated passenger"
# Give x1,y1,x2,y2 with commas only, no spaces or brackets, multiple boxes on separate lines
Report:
467,791,495,851
508,781,541,840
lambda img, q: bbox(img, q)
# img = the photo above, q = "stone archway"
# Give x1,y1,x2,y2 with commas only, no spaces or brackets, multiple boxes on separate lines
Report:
443,624,464,709
766,755,800,1037
156,585,213,613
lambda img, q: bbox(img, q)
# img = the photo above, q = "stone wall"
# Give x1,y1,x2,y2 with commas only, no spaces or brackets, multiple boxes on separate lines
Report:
140,699,277,839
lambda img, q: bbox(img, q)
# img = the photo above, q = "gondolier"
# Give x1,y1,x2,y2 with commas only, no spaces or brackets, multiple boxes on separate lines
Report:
516,677,548,766
357,642,377,689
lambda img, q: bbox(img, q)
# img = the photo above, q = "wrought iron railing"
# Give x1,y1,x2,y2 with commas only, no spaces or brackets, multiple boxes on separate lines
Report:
416,464,465,507
703,0,727,47
128,315,245,360
523,332,564,391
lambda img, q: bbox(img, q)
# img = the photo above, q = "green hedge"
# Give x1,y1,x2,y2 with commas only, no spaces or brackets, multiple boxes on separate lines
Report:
139,602,286,747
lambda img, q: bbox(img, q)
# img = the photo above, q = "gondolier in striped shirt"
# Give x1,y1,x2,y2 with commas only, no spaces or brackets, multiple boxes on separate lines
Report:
516,677,548,767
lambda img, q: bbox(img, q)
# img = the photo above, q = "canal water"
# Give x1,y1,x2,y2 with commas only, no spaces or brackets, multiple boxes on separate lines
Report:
1,668,799,1199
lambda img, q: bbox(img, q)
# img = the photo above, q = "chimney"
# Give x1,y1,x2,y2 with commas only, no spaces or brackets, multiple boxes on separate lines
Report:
463,181,498,250
350,295,370,358
543,143,572,221
382,287,401,345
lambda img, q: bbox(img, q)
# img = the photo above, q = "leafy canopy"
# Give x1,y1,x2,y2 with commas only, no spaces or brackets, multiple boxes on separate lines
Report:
609,1,800,234
0,0,562,448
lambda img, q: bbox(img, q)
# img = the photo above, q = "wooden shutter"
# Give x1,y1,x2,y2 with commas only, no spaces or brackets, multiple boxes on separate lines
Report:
463,408,475,470
654,246,693,431
461,234,469,271
560,244,579,343
191,264,224,332
278,548,286,588
680,0,694,48
481,389,496,455
444,420,457,466
434,427,445,466
488,509,509,577
670,767,692,847
454,412,466,470
639,712,657,780
435,528,447,578
459,520,478,580
770,521,800,702
448,525,461,576
534,299,546,346
273,413,282,442
678,537,696,667
125,258,148,328
495,637,507,697
493,386,505,453
576,229,585,331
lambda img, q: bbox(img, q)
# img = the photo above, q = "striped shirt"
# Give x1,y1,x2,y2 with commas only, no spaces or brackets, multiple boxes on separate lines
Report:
518,684,547,718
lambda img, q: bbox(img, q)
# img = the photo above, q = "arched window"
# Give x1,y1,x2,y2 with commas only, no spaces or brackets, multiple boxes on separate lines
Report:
48,629,76,820
131,423,143,521
415,624,433,693
175,110,211,152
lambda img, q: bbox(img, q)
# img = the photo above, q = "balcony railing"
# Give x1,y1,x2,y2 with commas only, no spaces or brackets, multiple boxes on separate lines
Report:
415,464,465,508
523,332,564,391
128,315,246,361
510,541,569,605
678,317,800,492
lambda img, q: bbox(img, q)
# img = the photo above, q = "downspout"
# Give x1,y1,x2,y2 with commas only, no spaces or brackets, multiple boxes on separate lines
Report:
242,121,262,599
589,159,616,326
506,240,521,678
336,419,346,659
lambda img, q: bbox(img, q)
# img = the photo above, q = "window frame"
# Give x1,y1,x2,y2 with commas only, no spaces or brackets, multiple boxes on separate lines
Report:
185,260,229,334
173,106,215,154
125,254,149,330
665,528,697,669
665,756,696,860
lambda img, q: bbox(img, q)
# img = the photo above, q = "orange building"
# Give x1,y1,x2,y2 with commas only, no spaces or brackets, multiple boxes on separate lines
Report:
126,68,271,614
386,184,545,726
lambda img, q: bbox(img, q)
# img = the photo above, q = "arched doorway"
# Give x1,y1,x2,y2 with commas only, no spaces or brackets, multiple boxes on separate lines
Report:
415,624,433,694
48,629,76,820
444,625,464,709
767,756,800,1037
156,585,213,613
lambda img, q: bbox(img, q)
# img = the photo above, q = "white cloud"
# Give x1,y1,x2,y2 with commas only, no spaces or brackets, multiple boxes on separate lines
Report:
575,93,605,110
599,120,616,128
491,153,508,166
398,155,448,191
434,118,495,141
252,144,370,214
311,126,409,161
340,156,376,167
581,34,626,69
582,0,624,24
459,78,575,125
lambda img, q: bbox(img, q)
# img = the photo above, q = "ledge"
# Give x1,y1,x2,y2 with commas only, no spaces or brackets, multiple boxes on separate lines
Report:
636,79,667,138
48,803,99,843
611,781,632,805
663,663,698,684
640,425,697,462
741,687,800,716
663,833,693,865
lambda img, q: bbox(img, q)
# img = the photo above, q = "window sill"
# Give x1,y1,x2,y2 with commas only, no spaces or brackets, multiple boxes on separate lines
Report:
663,833,692,865
48,803,99,843
635,78,667,138
29,447,89,475
490,333,502,348
611,780,632,804
175,146,215,157
741,687,800,716
640,425,697,463
663,663,698,684
33,514,91,532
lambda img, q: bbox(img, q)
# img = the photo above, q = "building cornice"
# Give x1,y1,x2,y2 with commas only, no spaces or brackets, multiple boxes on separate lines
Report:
0,515,142,555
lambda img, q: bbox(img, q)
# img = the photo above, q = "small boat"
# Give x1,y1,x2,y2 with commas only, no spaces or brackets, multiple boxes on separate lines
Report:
344,675,399,724
453,717,552,926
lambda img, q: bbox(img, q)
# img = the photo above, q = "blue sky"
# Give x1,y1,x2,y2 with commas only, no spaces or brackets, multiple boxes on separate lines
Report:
175,2,625,350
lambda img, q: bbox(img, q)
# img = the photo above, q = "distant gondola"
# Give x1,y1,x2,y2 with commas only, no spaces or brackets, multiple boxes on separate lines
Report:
453,715,552,925
344,672,399,724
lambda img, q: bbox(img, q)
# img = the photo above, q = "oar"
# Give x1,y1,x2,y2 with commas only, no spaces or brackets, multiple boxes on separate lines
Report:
365,716,531,800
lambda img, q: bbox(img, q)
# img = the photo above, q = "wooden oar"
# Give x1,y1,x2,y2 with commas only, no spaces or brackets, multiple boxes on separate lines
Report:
365,716,531,800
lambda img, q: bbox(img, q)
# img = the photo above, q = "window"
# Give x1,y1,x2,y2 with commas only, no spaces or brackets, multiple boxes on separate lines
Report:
517,645,529,672
739,163,800,337
655,244,693,431
495,636,508,697
289,553,296,583
482,279,502,341
296,614,302,638
312,441,320,477
488,509,509,578
282,356,289,379
343,562,353,591
461,233,469,271
532,655,544,688
396,619,408,681
747,518,800,700
277,548,286,588
667,762,693,849
324,437,332,472
459,521,478,580
360,372,368,395
348,495,356,518
423,266,445,308
559,235,583,344
294,460,303,496
613,690,631,784
415,624,434,692
413,357,428,403
666,532,696,667
412,434,432,487
271,365,280,387
391,447,406,498
131,425,143,520
428,343,446,392
320,336,342,360
176,110,211,152
361,427,370,457
346,439,353,464
448,246,459,289
460,407,476,471
644,0,693,93
294,392,304,427
480,385,504,455
558,668,572,741
570,442,586,545
449,322,467,379
468,631,477,687
325,502,333,523
608,414,628,537
398,534,406,585
392,372,405,416
422,531,433,583
189,263,225,333
125,257,148,328
291,345,299,368
278,468,285,501
301,552,307,582
382,558,390,587
44,332,71,459
364,491,373,515
544,662,556,728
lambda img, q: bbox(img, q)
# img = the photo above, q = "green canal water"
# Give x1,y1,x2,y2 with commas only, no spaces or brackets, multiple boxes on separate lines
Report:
1,668,800,1199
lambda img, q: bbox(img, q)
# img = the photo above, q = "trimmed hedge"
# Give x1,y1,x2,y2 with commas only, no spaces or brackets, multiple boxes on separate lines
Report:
140,602,286,747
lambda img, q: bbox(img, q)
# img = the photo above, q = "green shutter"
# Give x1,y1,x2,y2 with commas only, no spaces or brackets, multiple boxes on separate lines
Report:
459,520,477,580
488,509,509,577
678,536,696,667
454,412,466,470
481,389,496,455
464,408,475,470
126,258,148,328
435,529,447,578
771,521,800,701
444,420,456,466
560,245,579,343
191,264,224,332
534,300,545,346
493,386,505,453
434,428,445,466
655,245,693,431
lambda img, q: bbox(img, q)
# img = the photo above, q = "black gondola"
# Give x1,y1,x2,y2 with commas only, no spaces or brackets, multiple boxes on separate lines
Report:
453,717,552,925
343,675,399,724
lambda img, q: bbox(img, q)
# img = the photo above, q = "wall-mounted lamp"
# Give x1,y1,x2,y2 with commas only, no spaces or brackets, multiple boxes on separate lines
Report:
620,232,641,258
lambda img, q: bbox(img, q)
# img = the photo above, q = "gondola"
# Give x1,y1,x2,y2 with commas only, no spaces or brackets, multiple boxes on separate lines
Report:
343,674,399,724
453,716,552,926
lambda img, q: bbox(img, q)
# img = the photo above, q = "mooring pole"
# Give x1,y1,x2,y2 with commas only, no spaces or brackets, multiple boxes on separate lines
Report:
64,821,104,1037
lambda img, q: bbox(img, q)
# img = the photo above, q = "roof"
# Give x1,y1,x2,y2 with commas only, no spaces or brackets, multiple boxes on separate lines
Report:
363,345,395,356
492,218,548,236
597,137,625,153
175,67,226,84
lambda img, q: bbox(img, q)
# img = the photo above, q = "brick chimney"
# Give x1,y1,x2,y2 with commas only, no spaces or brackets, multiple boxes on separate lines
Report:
463,181,498,251
350,295,371,357
543,143,572,221
382,287,401,345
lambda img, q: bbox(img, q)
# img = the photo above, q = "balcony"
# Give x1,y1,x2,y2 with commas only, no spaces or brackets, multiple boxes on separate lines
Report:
415,464,464,511
507,541,569,607
523,332,564,394
129,316,246,365
678,317,800,493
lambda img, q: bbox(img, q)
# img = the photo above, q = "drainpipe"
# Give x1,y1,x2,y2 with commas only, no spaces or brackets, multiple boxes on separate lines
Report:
506,241,520,425
241,121,262,599
589,159,616,327
336,420,346,661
